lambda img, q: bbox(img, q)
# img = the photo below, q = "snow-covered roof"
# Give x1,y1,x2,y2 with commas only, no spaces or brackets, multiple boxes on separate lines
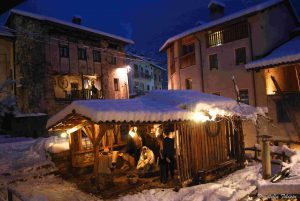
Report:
47,90,264,129
128,53,166,71
0,27,14,37
246,36,300,69
8,9,134,45
208,0,226,8
149,62,166,71
160,0,283,51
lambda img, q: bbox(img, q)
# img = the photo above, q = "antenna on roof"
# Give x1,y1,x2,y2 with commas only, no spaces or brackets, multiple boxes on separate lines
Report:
72,15,82,25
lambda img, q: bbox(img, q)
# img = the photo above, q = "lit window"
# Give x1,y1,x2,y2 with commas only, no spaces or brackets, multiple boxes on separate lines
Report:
209,54,218,70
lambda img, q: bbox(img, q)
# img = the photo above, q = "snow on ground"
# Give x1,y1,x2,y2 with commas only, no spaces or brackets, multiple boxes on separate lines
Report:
10,175,100,201
119,164,261,201
1,136,300,200
257,150,300,195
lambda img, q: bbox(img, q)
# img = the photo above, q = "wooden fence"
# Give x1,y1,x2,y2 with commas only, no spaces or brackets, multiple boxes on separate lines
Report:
175,119,245,184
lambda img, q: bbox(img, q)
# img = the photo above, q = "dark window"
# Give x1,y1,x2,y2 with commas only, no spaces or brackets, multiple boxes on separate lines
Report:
140,83,144,91
78,48,87,60
276,100,290,122
59,45,69,58
212,92,220,96
147,85,150,91
235,47,246,65
170,45,176,74
134,64,139,78
239,89,249,105
185,78,192,90
112,57,117,65
93,50,101,62
154,74,157,81
70,83,79,99
209,54,218,70
182,43,194,56
158,75,161,82
114,78,119,91
134,81,139,92
140,67,144,78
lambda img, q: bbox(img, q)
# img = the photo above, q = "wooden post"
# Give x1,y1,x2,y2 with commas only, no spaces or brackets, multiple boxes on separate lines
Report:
259,135,272,179
93,124,107,190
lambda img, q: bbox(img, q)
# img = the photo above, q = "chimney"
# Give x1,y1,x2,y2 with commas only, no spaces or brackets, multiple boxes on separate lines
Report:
72,15,82,25
208,0,225,21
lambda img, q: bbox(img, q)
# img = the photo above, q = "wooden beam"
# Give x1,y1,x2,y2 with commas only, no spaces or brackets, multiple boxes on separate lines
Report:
82,126,94,144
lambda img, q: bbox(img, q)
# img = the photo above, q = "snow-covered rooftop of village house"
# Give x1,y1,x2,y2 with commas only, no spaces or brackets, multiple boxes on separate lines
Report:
8,9,134,45
208,0,226,8
0,27,14,37
245,36,300,69
47,90,264,129
159,0,284,51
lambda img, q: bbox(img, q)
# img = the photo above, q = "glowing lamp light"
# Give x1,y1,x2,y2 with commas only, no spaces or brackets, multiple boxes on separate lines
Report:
60,132,68,138
129,130,136,138
192,112,210,122
66,126,80,134
126,65,131,72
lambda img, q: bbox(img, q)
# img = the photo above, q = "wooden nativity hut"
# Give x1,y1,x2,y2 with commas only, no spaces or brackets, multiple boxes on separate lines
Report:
47,90,262,188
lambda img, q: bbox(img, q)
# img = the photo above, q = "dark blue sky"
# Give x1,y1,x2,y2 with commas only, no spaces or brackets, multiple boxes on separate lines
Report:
5,0,298,65
9,0,264,60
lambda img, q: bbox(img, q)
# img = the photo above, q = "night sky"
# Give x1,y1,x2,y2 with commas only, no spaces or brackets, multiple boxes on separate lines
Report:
1,0,299,67
4,0,267,60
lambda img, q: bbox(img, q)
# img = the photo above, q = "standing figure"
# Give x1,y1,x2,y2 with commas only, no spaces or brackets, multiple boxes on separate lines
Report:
163,130,175,181
157,133,167,183
91,81,98,99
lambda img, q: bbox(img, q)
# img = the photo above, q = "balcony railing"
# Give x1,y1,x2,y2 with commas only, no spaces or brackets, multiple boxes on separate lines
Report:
56,89,102,102
180,52,196,68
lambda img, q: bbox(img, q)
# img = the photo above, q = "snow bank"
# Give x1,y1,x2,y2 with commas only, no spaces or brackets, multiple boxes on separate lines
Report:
0,137,54,174
258,149,300,195
119,164,260,201
11,175,100,201
254,144,296,157
44,136,69,154
47,90,264,129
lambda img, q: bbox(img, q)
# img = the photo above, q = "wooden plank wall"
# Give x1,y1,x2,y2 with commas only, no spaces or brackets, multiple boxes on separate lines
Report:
176,119,244,183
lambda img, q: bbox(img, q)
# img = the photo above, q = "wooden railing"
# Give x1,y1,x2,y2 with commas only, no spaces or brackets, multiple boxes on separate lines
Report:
0,187,30,201
56,89,102,102
244,147,290,163
180,52,196,68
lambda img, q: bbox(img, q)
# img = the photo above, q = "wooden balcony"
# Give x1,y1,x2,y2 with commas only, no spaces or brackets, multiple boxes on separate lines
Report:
180,52,196,68
56,89,102,102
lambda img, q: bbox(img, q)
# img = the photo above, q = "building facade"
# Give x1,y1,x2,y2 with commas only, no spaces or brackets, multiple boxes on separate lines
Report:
161,0,300,145
0,29,15,98
127,56,165,97
3,10,134,115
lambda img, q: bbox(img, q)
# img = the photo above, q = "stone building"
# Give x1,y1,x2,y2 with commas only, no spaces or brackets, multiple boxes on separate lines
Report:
127,55,165,97
0,28,15,98
3,9,134,115
160,0,300,145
